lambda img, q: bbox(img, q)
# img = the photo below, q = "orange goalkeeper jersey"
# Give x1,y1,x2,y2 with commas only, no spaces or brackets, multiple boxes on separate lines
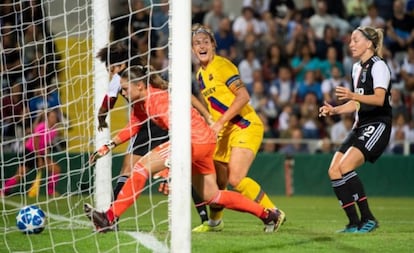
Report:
117,86,216,145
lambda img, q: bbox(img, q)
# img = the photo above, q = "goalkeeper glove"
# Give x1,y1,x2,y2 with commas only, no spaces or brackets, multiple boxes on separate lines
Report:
90,140,116,163
153,168,170,195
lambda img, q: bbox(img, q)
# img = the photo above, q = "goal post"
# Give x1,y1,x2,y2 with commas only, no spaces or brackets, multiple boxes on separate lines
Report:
0,0,193,251
92,0,112,212
169,0,192,252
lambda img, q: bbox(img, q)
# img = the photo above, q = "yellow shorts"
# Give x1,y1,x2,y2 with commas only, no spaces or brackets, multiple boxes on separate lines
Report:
214,122,263,163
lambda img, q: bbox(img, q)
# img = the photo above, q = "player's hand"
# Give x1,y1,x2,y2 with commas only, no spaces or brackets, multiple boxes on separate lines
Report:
97,117,108,131
89,140,116,163
153,168,170,195
319,101,335,117
335,86,354,101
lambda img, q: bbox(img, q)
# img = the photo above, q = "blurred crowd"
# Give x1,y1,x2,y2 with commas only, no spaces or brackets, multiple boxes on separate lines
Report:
1,0,414,155
0,0,63,153
190,0,414,155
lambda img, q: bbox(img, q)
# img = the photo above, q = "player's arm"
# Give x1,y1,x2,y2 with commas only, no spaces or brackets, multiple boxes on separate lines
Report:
90,113,141,163
97,95,118,131
191,94,213,125
214,78,249,130
319,100,359,117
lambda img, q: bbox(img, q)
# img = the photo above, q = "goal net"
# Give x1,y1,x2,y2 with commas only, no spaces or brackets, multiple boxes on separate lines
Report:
0,0,191,252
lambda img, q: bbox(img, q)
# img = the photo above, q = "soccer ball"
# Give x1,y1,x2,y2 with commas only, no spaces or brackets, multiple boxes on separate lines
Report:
16,205,46,234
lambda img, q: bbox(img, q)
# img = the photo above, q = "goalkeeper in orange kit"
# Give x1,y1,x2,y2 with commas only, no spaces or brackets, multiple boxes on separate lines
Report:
84,66,285,233
95,42,168,202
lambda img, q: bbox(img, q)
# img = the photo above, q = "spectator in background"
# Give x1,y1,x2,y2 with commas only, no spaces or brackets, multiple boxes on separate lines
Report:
128,0,157,54
299,92,321,139
250,78,278,127
285,22,316,57
390,87,408,118
382,45,402,89
28,83,61,124
330,113,354,149
268,0,296,26
373,0,394,21
400,42,414,92
203,0,226,33
1,82,26,140
232,6,262,42
269,65,296,110
261,43,287,85
278,103,296,138
316,137,333,154
385,0,414,54
360,4,385,29
321,65,351,106
244,0,270,17
315,25,344,62
238,48,262,94
290,43,320,83
299,0,315,21
388,112,411,154
1,109,61,197
279,127,309,156
152,0,169,47
319,46,345,80
294,70,322,103
214,17,237,61
309,0,350,40
346,0,369,28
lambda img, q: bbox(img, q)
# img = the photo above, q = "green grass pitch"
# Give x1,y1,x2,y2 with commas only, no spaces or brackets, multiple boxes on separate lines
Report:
1,195,413,253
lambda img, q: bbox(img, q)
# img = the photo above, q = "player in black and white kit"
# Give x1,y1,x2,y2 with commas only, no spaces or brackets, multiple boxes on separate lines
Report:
319,26,391,233
96,42,169,201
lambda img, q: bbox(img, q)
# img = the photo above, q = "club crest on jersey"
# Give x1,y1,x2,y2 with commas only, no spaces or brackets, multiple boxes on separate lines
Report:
209,74,213,81
360,69,367,83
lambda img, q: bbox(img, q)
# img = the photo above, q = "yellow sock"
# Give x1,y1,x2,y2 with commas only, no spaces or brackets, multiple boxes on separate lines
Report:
234,177,276,210
28,171,42,198
209,205,224,221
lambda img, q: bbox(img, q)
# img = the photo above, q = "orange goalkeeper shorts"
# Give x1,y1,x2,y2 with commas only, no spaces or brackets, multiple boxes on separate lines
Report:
191,143,216,175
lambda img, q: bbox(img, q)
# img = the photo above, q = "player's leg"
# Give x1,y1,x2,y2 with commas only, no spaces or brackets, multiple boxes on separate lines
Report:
191,143,284,232
343,125,389,233
113,152,140,200
2,164,27,195
45,157,61,196
328,149,363,232
85,142,169,231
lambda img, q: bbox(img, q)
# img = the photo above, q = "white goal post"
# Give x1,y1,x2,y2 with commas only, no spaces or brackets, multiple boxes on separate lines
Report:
0,0,192,252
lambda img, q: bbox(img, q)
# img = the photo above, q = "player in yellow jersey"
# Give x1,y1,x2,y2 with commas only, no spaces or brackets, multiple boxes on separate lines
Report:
191,24,286,232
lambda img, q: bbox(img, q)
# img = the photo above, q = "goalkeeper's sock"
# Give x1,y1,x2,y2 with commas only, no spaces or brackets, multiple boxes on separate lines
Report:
192,186,208,223
3,176,18,195
47,173,59,196
113,175,129,200
110,163,148,218
207,190,265,218
332,177,360,226
234,177,276,210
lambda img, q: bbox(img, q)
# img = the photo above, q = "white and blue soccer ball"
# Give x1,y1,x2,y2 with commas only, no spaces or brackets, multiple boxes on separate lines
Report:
16,205,46,234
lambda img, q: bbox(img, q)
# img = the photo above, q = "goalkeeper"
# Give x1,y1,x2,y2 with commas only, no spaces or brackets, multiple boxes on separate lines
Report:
95,42,168,201
85,65,284,233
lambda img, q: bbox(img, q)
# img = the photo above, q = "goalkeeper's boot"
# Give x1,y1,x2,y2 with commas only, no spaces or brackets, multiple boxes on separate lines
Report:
262,209,285,233
84,203,116,233
336,224,359,233
192,220,224,232
357,219,378,233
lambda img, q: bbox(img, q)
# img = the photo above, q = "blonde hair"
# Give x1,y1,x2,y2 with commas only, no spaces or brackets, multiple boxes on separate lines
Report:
356,26,384,57
191,23,217,48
